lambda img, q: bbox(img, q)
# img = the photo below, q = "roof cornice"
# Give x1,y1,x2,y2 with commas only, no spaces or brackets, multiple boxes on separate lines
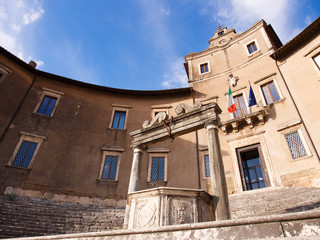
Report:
0,45,192,97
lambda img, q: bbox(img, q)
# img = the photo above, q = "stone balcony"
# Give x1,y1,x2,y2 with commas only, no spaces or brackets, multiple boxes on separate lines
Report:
220,102,270,135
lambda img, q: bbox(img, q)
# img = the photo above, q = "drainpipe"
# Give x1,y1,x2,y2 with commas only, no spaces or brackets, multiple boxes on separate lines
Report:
0,61,37,143
272,54,320,161
192,88,202,189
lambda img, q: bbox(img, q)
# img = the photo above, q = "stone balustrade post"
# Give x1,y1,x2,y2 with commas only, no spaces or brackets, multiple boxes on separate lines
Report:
205,121,231,221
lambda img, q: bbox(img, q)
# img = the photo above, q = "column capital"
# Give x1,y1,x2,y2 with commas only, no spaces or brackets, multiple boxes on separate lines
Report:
204,120,219,131
132,144,147,153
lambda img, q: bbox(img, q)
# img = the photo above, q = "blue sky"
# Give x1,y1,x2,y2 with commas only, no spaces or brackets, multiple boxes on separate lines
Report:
0,0,319,90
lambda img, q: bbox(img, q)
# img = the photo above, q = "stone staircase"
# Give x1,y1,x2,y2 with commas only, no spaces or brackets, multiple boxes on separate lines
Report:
229,186,320,219
0,195,125,239
0,187,319,239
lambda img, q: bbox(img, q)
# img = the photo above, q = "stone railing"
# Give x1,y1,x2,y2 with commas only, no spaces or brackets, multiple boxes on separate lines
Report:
220,102,270,134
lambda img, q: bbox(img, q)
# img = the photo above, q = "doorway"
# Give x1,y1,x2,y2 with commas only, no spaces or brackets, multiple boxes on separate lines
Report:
236,144,270,191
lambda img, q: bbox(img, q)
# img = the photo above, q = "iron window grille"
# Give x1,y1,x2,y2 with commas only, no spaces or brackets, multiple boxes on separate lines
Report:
150,156,165,181
285,131,307,159
37,96,57,116
112,111,126,129
11,140,38,169
204,154,211,177
101,155,119,180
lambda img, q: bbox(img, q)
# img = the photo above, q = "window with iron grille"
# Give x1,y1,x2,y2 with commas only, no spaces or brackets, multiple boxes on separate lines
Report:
261,81,280,105
285,131,307,159
204,154,210,177
111,111,126,129
150,156,165,181
8,133,45,169
11,141,38,168
247,41,258,54
37,96,57,116
101,155,119,180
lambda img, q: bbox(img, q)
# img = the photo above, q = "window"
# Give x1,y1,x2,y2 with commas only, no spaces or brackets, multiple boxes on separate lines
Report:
37,96,57,115
261,81,280,105
34,88,63,117
0,64,12,85
101,155,119,180
285,131,307,159
236,144,270,191
8,132,45,169
233,94,247,118
147,150,168,183
112,111,126,129
99,147,123,181
150,156,165,181
247,41,258,54
218,31,224,36
109,104,130,130
199,62,209,74
313,53,320,70
203,154,210,178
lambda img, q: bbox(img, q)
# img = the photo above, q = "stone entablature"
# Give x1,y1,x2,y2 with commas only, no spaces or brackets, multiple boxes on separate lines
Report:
127,187,214,229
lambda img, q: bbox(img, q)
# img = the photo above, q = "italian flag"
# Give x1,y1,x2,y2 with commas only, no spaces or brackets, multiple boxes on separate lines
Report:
227,86,236,113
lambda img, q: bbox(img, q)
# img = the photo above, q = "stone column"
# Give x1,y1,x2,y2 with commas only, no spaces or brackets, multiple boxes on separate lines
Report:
205,121,231,221
123,145,144,228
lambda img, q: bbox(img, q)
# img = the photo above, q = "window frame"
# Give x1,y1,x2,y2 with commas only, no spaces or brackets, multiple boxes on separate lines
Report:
199,61,210,75
98,149,122,182
0,64,12,85
245,39,260,56
282,128,311,161
7,132,46,169
34,88,64,117
312,52,320,71
233,93,248,118
256,77,284,106
225,87,249,119
109,104,131,130
147,151,168,182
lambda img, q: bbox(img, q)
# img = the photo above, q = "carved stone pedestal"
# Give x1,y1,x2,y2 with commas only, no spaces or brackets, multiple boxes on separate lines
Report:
127,187,215,229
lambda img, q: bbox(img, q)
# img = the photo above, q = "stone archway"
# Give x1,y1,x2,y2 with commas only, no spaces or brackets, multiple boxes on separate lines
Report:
124,102,230,228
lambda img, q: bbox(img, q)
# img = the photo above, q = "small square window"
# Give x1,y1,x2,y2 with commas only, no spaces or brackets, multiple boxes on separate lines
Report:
247,41,258,54
0,64,12,85
150,156,165,181
8,133,45,169
37,96,57,116
200,63,209,74
261,81,280,104
313,53,320,70
204,154,211,177
34,88,63,117
112,111,126,129
285,131,307,159
101,155,119,180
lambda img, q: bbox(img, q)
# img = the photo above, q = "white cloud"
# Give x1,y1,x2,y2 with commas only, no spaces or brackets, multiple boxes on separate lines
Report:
0,0,44,65
162,58,189,88
203,0,297,43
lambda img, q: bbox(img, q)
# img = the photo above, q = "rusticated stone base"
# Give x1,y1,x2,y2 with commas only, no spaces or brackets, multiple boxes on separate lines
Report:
281,169,320,188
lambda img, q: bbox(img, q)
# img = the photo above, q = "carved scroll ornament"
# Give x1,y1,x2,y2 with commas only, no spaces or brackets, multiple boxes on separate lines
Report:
175,102,202,115
142,112,168,129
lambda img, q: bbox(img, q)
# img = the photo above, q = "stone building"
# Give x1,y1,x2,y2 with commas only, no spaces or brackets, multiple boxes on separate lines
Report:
0,17,320,237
